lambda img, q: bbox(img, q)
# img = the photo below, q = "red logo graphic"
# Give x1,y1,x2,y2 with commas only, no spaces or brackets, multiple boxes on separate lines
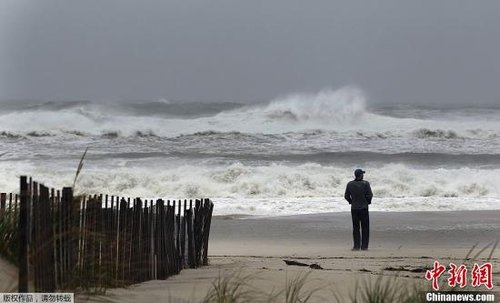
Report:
471,263,493,289
447,263,468,288
425,261,493,291
425,261,446,290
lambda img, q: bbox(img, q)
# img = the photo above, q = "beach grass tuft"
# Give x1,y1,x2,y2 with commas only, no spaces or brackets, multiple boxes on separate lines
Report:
334,274,427,303
202,270,326,303
283,271,322,303
0,209,19,265
203,271,258,303
73,147,89,189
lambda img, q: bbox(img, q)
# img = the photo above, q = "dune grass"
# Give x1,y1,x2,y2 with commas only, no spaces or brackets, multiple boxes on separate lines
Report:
202,271,258,303
201,270,420,303
0,208,19,265
201,242,497,303
331,274,428,303
202,271,323,303
73,147,89,189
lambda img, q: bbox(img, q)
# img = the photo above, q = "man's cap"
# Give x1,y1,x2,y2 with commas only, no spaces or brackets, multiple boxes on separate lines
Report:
354,169,366,177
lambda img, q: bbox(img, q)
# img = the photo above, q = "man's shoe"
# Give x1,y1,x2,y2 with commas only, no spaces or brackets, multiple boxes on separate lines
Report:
361,248,368,251
352,247,360,251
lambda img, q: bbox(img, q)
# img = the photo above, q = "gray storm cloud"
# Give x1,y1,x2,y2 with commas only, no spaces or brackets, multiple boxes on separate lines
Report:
0,0,499,107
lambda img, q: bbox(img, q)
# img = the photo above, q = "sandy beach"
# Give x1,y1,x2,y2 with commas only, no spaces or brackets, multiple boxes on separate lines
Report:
1,210,499,301
70,210,500,302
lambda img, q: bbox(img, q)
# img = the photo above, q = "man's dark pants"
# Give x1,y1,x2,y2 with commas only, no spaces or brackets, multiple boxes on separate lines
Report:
351,208,369,249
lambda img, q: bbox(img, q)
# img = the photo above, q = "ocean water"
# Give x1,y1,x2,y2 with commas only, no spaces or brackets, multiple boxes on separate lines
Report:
1,87,499,216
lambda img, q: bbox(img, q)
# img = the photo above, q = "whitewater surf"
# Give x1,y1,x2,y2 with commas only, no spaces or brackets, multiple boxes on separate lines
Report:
1,87,499,216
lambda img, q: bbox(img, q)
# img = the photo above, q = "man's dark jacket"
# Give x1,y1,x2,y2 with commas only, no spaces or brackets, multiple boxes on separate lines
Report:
344,179,373,210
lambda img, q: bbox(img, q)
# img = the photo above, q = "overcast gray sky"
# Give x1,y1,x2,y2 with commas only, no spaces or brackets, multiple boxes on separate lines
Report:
1,0,499,106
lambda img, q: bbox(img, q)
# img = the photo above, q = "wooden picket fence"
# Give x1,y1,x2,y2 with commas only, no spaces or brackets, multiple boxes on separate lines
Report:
0,176,214,292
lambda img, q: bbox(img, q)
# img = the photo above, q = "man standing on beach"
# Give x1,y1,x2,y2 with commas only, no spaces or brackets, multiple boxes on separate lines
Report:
344,169,373,251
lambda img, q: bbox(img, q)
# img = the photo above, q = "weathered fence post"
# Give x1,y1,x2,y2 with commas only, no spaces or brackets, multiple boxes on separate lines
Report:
186,200,195,268
118,198,127,283
33,182,41,291
0,193,5,231
113,196,120,283
0,193,5,215
61,187,74,287
155,199,165,279
96,194,103,289
131,198,142,283
40,185,56,291
18,176,29,292
180,200,187,268
203,199,214,266
164,201,173,276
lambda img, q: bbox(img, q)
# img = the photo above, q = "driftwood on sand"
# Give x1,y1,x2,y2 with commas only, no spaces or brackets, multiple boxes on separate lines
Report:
283,259,324,270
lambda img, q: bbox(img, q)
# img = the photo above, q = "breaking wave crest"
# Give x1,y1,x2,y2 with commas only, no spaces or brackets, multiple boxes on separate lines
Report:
1,87,499,141
255,86,367,123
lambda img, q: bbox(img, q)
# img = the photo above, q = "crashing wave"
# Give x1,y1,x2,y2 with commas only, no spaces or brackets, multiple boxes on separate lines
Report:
261,86,367,123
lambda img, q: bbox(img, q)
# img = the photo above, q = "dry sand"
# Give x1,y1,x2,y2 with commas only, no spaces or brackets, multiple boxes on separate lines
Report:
2,211,499,302
0,256,18,292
